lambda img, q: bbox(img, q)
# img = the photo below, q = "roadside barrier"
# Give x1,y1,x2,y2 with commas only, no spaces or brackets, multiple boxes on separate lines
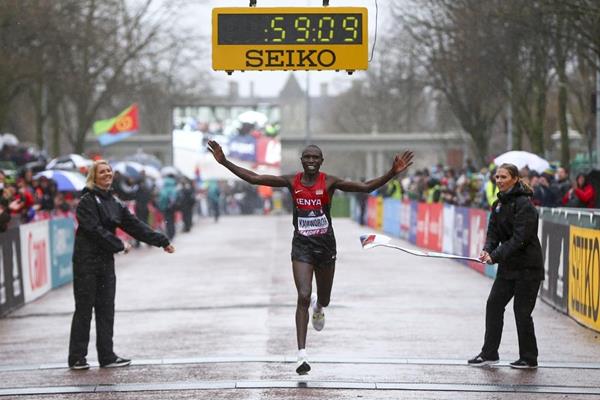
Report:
357,197,600,333
0,204,173,317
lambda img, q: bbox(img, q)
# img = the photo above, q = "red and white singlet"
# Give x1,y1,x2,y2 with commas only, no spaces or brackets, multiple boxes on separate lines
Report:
291,172,333,237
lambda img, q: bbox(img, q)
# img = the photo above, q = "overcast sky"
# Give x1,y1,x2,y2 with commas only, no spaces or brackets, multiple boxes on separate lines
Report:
180,0,389,97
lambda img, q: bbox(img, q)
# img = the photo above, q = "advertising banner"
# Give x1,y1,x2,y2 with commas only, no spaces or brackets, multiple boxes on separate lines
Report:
442,204,455,254
426,203,443,252
400,200,411,240
375,196,383,230
20,220,52,303
255,136,281,166
0,226,25,317
408,201,418,244
228,135,256,162
383,199,401,237
366,196,378,228
50,218,75,288
540,220,569,313
453,207,470,266
568,225,600,332
416,203,428,248
467,208,489,274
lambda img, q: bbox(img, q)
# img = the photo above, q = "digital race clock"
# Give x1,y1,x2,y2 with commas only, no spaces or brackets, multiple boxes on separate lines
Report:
212,7,368,73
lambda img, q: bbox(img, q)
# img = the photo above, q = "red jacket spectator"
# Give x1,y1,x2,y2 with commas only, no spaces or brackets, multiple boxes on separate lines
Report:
562,173,596,208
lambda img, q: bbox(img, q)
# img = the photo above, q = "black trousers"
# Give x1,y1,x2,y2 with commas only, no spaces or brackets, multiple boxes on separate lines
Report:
68,261,117,366
481,277,541,363
164,209,175,239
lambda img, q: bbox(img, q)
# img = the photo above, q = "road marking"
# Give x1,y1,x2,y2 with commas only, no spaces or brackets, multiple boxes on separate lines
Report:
2,380,600,396
2,356,600,372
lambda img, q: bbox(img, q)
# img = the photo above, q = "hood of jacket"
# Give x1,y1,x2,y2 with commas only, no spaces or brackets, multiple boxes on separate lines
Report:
81,185,114,200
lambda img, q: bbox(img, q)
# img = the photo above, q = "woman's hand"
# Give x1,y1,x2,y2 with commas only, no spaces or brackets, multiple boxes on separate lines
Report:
479,250,492,264
163,244,175,253
207,140,226,164
123,242,132,254
392,151,414,175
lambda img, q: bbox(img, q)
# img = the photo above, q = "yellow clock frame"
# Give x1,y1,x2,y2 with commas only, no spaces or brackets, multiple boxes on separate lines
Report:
212,7,368,73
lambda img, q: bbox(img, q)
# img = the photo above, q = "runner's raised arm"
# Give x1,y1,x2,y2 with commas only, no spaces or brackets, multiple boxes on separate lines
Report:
331,150,414,193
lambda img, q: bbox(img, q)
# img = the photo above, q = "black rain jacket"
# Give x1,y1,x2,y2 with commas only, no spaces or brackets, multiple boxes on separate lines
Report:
73,186,169,266
483,182,544,280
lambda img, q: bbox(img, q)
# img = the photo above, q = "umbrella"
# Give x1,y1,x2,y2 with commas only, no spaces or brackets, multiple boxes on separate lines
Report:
160,166,179,177
493,151,550,173
237,111,268,127
46,154,92,171
1,133,19,146
112,161,144,178
35,170,86,192
142,165,161,181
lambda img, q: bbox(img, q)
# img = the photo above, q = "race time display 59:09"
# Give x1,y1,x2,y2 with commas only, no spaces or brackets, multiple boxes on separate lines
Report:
212,7,368,73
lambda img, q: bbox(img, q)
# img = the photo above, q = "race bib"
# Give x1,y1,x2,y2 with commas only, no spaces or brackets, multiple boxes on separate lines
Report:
298,214,329,236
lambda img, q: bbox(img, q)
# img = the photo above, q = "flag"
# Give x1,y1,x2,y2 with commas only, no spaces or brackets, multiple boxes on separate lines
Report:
93,104,139,146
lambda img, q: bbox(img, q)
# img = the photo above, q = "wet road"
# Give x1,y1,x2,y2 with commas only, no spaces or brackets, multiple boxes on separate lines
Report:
1,215,600,399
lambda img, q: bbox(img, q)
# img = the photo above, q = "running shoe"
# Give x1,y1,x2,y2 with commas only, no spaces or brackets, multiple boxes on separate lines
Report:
296,356,311,375
69,359,90,370
100,356,131,368
310,293,325,331
467,353,499,367
509,359,537,369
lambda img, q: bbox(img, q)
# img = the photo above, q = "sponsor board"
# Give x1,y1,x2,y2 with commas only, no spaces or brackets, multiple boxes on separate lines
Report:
453,207,470,266
427,203,443,252
383,199,401,237
50,218,75,288
467,209,489,274
399,200,411,240
416,203,443,252
540,220,569,313
408,201,418,244
376,196,383,230
568,225,600,331
20,221,52,303
0,226,25,316
442,204,455,255
366,196,378,228
416,203,429,248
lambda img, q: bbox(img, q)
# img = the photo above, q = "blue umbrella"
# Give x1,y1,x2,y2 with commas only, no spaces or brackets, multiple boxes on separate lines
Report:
35,170,87,192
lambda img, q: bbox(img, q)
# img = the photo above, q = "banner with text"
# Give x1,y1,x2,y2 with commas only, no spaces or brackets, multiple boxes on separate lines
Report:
442,204,455,254
50,218,75,288
453,207,470,266
400,200,411,241
383,199,401,237
408,201,418,244
20,221,52,303
467,208,489,274
568,225,600,332
540,220,570,313
0,226,25,317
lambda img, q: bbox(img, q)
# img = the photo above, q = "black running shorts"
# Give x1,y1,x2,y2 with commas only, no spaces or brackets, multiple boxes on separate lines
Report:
291,234,336,267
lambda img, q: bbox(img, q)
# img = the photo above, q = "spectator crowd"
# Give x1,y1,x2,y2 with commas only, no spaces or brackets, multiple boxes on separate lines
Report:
377,159,597,210
1,140,598,236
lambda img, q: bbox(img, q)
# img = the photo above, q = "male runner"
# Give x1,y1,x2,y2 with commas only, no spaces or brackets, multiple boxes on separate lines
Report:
208,140,413,374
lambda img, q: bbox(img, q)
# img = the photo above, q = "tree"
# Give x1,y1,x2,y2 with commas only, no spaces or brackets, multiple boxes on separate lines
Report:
400,0,505,165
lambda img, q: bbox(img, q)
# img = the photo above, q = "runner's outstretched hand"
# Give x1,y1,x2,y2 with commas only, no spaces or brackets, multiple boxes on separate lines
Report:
392,151,414,175
207,140,226,164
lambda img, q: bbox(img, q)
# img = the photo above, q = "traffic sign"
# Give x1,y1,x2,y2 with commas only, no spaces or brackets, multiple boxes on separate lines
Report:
212,7,368,73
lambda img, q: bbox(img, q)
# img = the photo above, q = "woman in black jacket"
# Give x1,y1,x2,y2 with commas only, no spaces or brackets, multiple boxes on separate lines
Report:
468,163,543,369
68,160,175,370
